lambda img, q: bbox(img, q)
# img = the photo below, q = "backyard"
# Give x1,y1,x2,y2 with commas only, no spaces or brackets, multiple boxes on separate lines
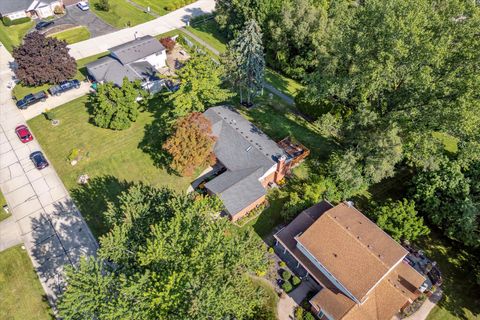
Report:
0,245,52,320
0,20,34,52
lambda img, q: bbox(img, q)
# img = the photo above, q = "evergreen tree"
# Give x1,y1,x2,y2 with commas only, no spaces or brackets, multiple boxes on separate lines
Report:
224,19,265,105
169,53,233,118
91,78,147,130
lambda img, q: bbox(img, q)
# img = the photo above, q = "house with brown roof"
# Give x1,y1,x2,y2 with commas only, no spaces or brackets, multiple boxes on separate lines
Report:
274,201,426,320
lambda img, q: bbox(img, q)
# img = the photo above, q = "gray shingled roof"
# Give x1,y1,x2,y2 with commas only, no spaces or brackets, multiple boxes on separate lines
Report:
0,0,32,14
109,35,165,65
204,106,286,217
86,56,156,86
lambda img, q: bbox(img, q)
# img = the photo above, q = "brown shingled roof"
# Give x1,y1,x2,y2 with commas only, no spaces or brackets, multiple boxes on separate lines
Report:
297,202,408,302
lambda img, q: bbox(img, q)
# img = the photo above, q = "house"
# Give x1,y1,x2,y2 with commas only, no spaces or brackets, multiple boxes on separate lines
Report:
0,0,62,20
203,106,308,221
274,201,426,320
86,35,167,93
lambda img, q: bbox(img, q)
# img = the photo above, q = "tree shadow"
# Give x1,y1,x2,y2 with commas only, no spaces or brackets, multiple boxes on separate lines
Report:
70,175,132,239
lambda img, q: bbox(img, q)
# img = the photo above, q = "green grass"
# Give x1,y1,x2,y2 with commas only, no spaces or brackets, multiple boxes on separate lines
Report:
0,245,52,320
432,131,459,153
90,0,154,28
0,191,10,222
0,20,34,52
27,96,194,237
131,0,194,16
12,51,109,100
49,26,90,44
251,276,279,320
185,19,304,99
420,231,480,320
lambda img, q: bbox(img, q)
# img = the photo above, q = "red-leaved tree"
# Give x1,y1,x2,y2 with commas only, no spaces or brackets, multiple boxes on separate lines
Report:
13,32,77,86
160,37,176,52
162,112,216,176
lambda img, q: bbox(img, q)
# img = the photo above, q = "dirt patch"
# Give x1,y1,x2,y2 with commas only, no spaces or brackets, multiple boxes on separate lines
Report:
44,24,78,35
166,44,190,71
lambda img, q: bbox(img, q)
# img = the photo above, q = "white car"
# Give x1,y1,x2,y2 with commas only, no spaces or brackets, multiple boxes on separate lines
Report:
77,1,90,11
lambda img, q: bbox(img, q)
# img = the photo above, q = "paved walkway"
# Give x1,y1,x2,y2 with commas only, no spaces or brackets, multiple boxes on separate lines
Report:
401,289,443,320
0,216,22,252
0,45,98,311
278,280,318,320
67,0,216,59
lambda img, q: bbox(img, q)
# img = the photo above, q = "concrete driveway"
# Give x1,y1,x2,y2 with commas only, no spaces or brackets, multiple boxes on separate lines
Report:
54,5,117,37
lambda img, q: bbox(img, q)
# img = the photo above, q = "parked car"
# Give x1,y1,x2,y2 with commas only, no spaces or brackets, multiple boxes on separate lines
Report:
15,125,33,143
30,151,49,170
77,1,90,11
48,79,81,96
35,20,54,31
16,91,47,109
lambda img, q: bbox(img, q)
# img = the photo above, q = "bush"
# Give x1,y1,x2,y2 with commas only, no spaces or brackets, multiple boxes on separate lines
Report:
282,281,293,293
279,261,286,268
160,37,176,52
2,16,30,26
268,247,274,254
295,90,332,120
294,307,304,320
68,148,80,162
292,276,301,286
44,109,56,121
54,5,65,14
304,312,315,320
282,270,292,281
96,0,110,11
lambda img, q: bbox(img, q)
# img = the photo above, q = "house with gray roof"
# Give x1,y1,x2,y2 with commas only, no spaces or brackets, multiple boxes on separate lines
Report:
203,106,309,221
0,0,62,20
86,35,167,93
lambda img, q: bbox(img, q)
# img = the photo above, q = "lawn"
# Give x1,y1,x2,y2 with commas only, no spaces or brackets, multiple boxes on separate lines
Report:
12,51,108,100
0,191,10,222
185,19,304,99
251,276,279,320
90,0,154,28
420,231,480,320
0,245,52,320
27,95,195,237
49,26,90,44
131,0,195,16
0,20,34,52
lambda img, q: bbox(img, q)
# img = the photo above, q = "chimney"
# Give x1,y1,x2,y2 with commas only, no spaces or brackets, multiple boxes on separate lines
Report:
274,154,287,183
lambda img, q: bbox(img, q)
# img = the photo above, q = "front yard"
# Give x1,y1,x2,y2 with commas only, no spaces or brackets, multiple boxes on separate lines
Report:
0,245,52,320
27,95,194,237
132,0,195,16
49,26,91,44
0,20,34,52
90,0,154,28
0,191,10,222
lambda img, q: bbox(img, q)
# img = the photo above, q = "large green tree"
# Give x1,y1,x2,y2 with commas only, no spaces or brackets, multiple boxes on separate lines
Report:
91,78,147,130
58,184,270,320
169,53,233,117
223,19,265,105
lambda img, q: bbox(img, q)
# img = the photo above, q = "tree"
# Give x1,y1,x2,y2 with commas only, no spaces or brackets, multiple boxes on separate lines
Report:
13,32,76,86
58,184,270,320
224,19,265,105
96,0,110,11
162,112,216,176
371,199,430,242
91,78,147,130
169,53,233,117
159,37,175,52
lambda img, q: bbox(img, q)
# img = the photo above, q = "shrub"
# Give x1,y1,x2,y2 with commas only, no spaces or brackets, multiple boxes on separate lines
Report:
268,247,274,254
279,261,286,268
44,109,56,121
304,312,315,320
282,281,293,293
294,307,304,320
68,148,80,162
160,37,176,52
282,270,292,281
2,16,30,26
54,5,65,14
96,0,110,11
292,276,301,286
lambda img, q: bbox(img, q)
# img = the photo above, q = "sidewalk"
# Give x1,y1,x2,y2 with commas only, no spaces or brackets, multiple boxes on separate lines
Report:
67,0,216,59
0,45,98,311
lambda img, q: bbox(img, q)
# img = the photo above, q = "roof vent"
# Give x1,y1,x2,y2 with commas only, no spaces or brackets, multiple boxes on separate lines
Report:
333,253,338,258
346,200,354,207
367,244,372,249
378,254,383,259
346,226,350,230
334,216,338,219
357,235,361,240
246,146,252,152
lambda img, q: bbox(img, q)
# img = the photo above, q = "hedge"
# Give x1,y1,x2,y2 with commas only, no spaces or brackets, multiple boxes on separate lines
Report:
2,16,31,27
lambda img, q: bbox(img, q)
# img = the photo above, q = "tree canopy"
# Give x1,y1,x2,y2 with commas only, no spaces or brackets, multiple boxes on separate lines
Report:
91,78,147,130
58,184,270,320
162,112,217,176
13,32,77,86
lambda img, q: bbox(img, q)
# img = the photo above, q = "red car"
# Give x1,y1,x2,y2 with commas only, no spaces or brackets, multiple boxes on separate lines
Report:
15,125,33,143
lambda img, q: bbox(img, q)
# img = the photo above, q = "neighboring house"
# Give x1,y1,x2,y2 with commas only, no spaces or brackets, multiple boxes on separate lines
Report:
274,201,427,320
86,35,167,93
0,0,62,20
203,106,308,221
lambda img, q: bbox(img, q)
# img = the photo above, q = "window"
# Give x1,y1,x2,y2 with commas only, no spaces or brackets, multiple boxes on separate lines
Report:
318,310,325,318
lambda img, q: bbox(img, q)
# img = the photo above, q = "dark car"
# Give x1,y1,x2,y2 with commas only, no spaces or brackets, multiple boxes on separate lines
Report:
30,151,49,170
48,79,81,96
16,91,47,109
35,20,54,31
15,125,33,143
